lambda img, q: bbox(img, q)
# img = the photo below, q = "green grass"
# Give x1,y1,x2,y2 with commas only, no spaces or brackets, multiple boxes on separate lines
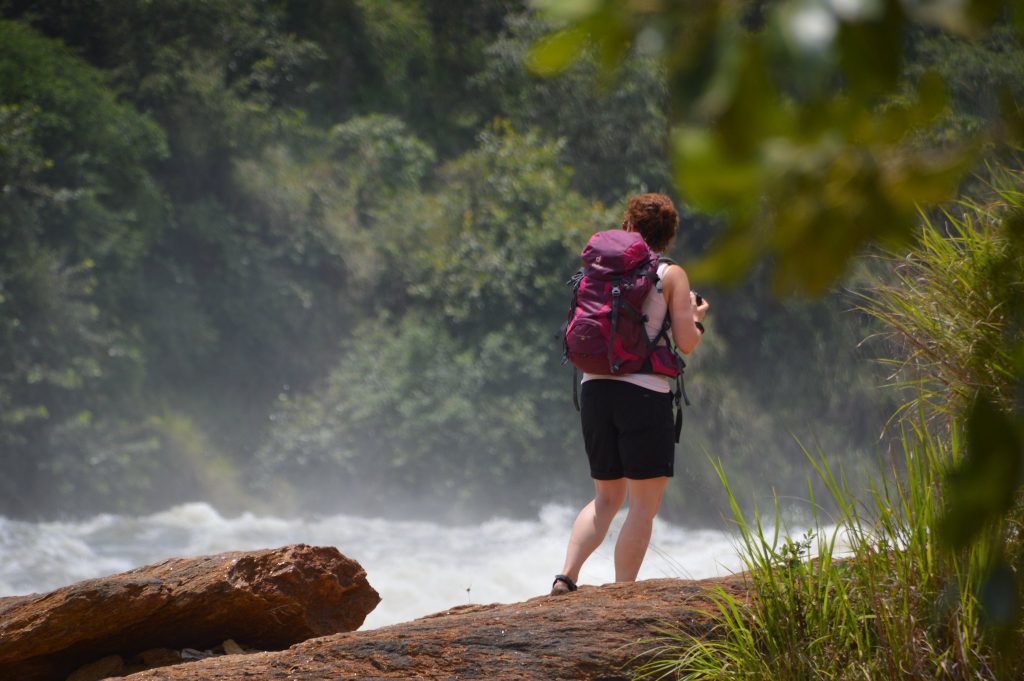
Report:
634,423,1022,680
857,167,1024,430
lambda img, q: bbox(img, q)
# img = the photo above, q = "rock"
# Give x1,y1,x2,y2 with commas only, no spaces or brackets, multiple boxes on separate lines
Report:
134,649,181,668
179,649,215,661
0,544,379,681
220,640,244,656
119,575,749,681
121,648,182,677
66,655,124,681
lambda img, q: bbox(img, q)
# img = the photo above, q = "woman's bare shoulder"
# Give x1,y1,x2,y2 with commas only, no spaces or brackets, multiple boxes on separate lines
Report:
660,262,690,289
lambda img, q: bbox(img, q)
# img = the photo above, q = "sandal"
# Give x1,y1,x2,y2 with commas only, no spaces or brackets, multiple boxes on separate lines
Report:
550,574,578,595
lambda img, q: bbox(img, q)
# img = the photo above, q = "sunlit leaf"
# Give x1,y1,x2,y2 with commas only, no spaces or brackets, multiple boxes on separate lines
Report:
526,25,590,75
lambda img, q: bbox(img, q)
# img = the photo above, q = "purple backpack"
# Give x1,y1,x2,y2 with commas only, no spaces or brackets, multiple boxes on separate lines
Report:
562,229,689,439
564,230,681,376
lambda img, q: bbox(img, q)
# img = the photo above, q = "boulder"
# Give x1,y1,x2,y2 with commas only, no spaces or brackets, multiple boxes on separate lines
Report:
121,575,749,681
0,544,380,681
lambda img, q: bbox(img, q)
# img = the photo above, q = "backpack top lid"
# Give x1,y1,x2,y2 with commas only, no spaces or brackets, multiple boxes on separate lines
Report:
580,229,654,279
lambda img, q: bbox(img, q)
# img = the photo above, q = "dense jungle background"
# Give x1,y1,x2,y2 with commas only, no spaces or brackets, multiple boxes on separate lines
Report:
2,0,1020,525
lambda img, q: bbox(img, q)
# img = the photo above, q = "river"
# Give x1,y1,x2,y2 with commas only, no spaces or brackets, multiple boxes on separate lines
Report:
0,502,743,630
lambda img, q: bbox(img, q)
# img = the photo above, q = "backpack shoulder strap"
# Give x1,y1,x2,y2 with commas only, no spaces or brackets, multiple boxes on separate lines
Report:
655,256,691,441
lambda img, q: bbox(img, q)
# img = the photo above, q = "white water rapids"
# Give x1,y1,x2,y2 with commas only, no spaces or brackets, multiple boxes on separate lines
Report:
0,502,744,630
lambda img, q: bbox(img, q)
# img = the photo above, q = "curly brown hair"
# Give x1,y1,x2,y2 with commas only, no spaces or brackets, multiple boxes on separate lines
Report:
621,193,679,252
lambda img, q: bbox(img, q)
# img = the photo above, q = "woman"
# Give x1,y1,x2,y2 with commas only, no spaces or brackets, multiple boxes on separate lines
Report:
552,192,709,594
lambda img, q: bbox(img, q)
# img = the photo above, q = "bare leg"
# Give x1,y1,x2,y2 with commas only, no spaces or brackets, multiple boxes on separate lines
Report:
614,476,669,582
558,478,627,584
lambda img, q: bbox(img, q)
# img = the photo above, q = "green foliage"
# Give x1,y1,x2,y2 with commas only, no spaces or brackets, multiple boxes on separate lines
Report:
905,25,1024,144
0,20,167,514
280,0,521,156
328,114,437,226
258,314,570,514
405,123,588,325
257,125,612,516
478,13,671,202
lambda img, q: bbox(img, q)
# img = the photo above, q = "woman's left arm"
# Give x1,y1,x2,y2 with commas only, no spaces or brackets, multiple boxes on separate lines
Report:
662,264,709,355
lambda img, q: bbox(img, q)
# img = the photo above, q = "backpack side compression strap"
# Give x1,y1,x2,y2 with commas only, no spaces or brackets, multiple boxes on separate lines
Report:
572,366,580,412
608,280,621,373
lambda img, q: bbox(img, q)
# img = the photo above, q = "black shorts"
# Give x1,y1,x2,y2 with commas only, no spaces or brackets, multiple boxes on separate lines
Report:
580,379,675,480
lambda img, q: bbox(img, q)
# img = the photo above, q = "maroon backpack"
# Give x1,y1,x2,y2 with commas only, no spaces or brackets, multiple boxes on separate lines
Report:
562,229,689,439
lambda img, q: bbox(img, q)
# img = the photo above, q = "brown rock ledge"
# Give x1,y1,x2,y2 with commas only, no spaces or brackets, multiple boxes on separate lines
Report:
124,574,748,681
0,544,380,681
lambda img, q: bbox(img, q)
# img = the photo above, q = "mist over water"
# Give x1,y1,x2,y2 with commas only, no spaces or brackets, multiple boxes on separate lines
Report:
0,502,743,630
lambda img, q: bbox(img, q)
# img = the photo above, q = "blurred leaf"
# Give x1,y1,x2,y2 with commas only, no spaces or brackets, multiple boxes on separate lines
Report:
671,127,766,213
939,394,1023,548
854,71,948,144
881,145,978,206
671,5,741,118
836,0,907,100
685,217,762,285
527,25,590,75
839,0,905,98
716,41,791,157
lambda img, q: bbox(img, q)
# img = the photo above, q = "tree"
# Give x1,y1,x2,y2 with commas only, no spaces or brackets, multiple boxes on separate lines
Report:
257,124,615,516
478,12,672,202
0,20,167,514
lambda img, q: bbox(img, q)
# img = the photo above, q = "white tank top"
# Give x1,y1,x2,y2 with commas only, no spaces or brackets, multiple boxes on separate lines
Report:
581,261,671,393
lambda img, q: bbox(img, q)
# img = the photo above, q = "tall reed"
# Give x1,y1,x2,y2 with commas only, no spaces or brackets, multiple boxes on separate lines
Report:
858,169,1024,429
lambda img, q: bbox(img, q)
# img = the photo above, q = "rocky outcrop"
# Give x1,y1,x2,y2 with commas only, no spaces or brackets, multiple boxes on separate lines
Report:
0,544,380,681
124,575,749,681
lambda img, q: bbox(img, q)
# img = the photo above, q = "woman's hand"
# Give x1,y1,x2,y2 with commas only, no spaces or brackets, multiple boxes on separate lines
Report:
663,265,704,354
691,291,709,322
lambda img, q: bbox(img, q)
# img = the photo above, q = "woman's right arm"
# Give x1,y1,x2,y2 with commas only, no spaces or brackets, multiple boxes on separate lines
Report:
661,264,709,355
